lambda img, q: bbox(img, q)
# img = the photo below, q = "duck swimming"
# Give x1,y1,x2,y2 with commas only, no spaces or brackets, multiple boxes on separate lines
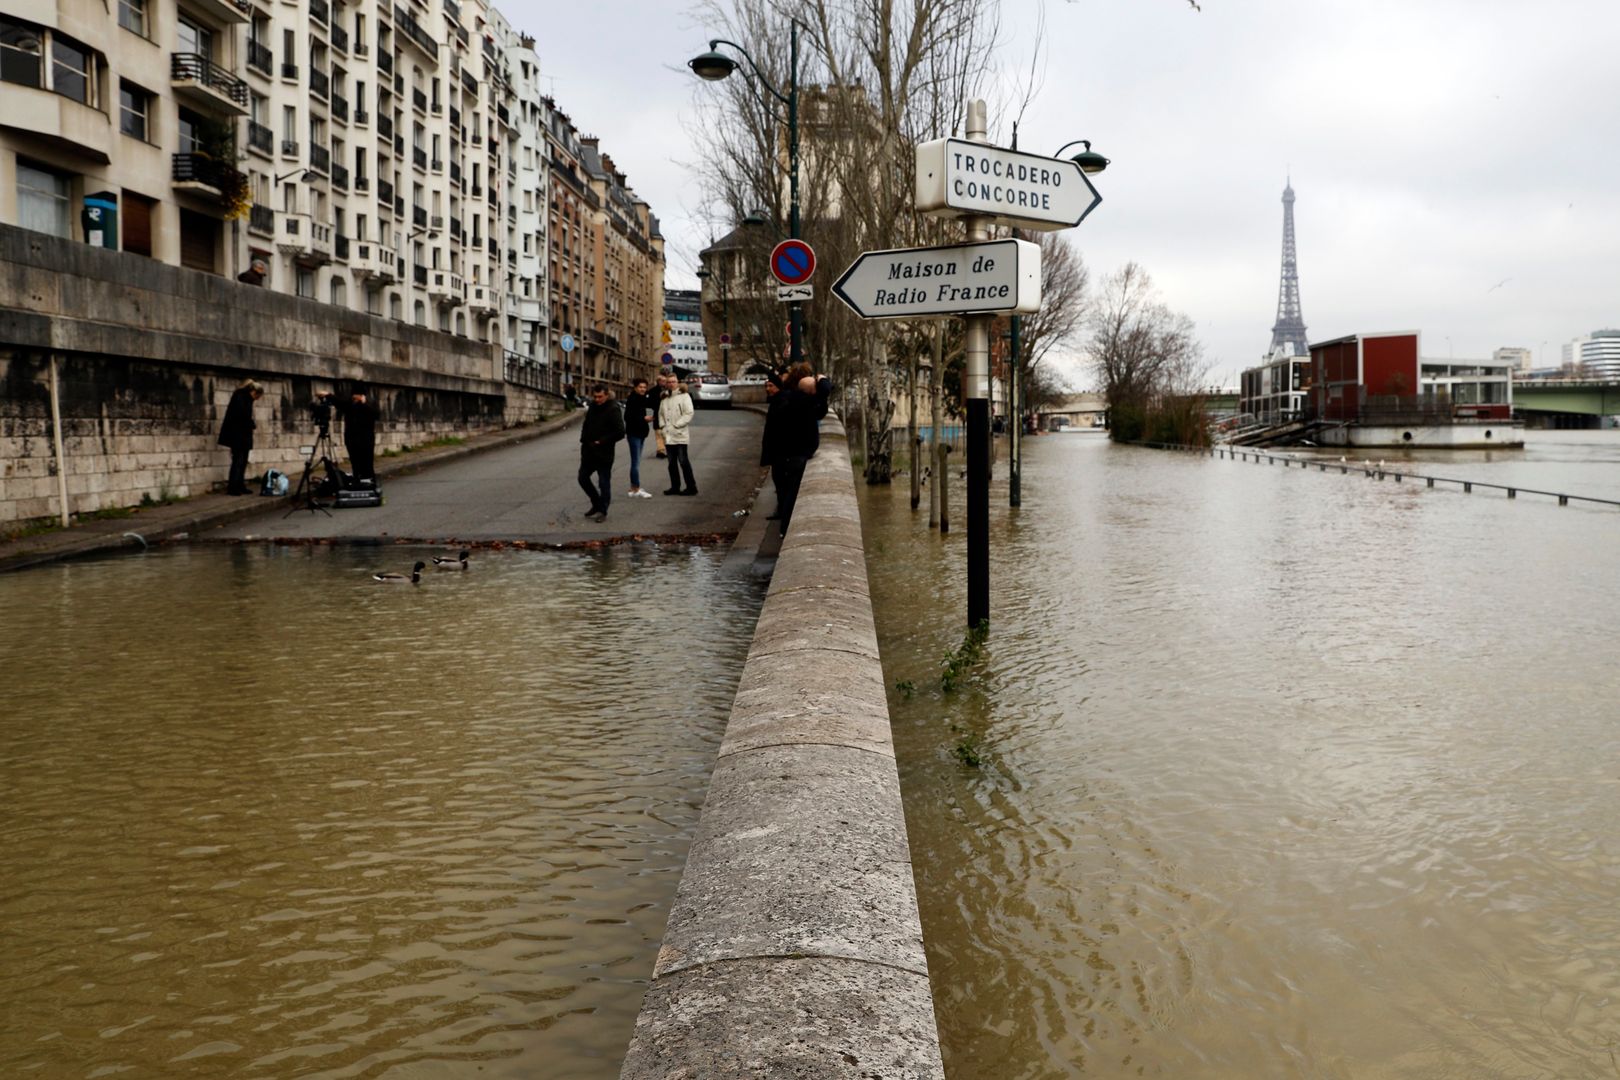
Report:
433,550,470,570
374,561,426,583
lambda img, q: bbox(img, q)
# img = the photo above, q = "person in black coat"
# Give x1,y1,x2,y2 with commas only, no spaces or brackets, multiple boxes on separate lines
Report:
334,385,380,482
759,376,790,520
217,379,263,495
577,384,626,521
773,364,833,537
622,377,655,497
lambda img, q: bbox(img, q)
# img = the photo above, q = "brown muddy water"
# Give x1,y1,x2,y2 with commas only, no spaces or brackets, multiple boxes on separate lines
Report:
0,543,764,1078
865,430,1620,1079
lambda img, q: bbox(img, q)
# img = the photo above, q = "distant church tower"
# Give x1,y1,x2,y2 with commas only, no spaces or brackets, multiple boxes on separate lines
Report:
1268,179,1309,357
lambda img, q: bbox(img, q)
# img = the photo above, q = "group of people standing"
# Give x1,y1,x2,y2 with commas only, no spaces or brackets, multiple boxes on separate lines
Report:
216,379,378,495
577,364,831,531
577,372,697,521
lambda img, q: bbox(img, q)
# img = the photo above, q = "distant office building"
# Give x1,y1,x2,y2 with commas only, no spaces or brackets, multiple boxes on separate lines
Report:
1561,330,1620,378
1493,346,1533,374
661,289,706,370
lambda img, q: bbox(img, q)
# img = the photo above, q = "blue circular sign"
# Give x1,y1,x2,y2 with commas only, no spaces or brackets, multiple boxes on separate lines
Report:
560,333,576,353
770,239,816,286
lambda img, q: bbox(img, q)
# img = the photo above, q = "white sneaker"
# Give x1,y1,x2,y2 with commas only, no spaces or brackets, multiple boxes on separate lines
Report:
634,489,653,498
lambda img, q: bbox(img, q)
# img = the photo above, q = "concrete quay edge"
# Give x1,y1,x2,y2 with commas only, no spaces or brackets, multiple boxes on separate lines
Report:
0,409,580,573
620,419,945,1079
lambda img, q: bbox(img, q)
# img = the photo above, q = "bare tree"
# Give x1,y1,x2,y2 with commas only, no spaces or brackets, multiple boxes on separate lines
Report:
1087,262,1207,442
1009,232,1089,416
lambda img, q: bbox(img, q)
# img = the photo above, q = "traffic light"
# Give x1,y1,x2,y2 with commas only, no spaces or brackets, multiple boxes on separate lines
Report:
660,320,672,344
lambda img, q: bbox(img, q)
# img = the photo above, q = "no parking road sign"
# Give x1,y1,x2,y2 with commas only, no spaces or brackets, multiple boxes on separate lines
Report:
770,239,816,286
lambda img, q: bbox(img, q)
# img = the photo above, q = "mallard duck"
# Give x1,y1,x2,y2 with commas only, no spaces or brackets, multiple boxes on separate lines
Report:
433,549,470,570
374,561,425,583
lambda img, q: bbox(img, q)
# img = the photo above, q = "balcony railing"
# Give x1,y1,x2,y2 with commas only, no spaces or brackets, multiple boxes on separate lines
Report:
355,106,370,125
247,39,273,75
430,214,444,231
449,105,460,128
332,92,348,121
332,25,349,52
395,196,405,216
249,203,275,235
310,67,329,99
171,53,249,107
356,174,370,192
378,49,394,74
443,0,460,21
413,146,427,169
431,157,443,172
355,39,369,57
310,142,331,173
172,153,245,194
412,87,428,112
450,217,462,240
310,0,328,24
460,69,477,94
281,139,299,156
487,237,497,256
282,62,299,80
412,205,427,228
247,121,273,154
378,114,394,139
335,234,350,260
449,161,461,183
394,5,439,57
414,264,428,285
332,163,349,190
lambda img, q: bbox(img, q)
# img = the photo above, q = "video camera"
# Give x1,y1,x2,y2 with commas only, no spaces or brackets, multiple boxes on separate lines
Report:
311,393,334,431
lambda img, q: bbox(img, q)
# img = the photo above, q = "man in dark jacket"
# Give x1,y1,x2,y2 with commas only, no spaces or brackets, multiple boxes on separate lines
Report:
622,377,655,498
217,379,263,495
335,385,380,482
759,377,789,520
774,365,833,536
578,384,626,521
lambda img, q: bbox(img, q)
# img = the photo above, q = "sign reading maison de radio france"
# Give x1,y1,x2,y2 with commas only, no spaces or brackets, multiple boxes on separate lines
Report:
915,138,1102,232
832,238,1042,321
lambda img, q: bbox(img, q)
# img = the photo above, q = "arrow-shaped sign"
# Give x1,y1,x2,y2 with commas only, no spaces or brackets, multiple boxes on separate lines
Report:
915,138,1102,232
832,239,1042,321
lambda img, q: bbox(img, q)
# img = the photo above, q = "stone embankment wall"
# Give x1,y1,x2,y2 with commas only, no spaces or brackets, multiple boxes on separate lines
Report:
620,420,944,1078
0,225,551,524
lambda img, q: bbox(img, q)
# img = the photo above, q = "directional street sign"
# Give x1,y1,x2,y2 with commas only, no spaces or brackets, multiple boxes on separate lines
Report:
831,238,1041,321
915,138,1102,232
770,239,817,285
777,284,812,302
560,333,576,353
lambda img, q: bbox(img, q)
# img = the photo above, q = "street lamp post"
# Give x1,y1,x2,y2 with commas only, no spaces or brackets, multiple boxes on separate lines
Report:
690,21,803,369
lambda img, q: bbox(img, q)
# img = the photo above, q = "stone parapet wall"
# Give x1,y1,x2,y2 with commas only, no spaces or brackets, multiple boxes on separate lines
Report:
0,225,555,525
620,419,944,1078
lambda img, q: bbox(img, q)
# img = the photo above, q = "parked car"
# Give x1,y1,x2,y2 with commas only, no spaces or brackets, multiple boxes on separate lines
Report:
687,372,733,408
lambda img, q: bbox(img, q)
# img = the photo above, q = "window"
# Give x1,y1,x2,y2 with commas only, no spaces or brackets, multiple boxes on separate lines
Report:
296,268,315,298
177,107,204,153
18,161,73,239
390,293,402,319
119,82,150,140
0,19,43,88
177,17,210,61
118,0,147,36
414,300,425,326
330,278,347,306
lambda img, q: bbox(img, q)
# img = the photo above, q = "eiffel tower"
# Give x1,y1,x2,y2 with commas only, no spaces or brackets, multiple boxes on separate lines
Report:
1268,178,1309,357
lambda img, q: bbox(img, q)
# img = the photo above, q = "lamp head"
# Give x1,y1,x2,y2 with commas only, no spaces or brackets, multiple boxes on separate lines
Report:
741,208,768,227
695,268,712,279
688,48,736,82
1068,141,1109,175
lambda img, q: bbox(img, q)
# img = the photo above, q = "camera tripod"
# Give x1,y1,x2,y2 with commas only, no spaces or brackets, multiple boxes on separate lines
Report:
284,421,338,517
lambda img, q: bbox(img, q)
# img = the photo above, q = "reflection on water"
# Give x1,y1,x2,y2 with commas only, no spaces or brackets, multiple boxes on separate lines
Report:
0,544,763,1078
865,430,1620,1079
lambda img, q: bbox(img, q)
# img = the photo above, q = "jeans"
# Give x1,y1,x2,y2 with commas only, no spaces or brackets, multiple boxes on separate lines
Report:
626,434,645,489
777,456,808,534
665,444,696,492
578,451,614,513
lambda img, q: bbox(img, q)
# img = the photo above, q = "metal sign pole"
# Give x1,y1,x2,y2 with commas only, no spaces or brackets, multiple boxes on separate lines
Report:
963,98,992,630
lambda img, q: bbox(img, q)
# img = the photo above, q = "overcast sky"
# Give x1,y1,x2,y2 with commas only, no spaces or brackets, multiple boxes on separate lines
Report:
499,0,1620,388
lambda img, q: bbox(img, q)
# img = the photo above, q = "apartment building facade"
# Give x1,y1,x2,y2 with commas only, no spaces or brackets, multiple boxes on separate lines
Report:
2,0,661,379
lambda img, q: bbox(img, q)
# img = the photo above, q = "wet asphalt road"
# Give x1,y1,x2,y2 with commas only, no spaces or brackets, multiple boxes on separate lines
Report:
205,407,768,547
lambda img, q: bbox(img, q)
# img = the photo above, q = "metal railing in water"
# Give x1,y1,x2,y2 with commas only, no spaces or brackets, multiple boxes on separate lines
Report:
1146,442,1620,511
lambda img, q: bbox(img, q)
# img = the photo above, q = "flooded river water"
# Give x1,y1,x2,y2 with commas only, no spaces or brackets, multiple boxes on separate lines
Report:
0,544,763,1078
864,430,1620,1079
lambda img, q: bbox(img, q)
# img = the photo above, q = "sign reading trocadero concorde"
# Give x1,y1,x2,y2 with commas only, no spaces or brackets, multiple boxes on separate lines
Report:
831,238,1042,320
914,138,1103,232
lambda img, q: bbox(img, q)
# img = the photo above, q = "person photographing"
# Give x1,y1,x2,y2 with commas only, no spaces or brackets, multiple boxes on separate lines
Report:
316,385,380,484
